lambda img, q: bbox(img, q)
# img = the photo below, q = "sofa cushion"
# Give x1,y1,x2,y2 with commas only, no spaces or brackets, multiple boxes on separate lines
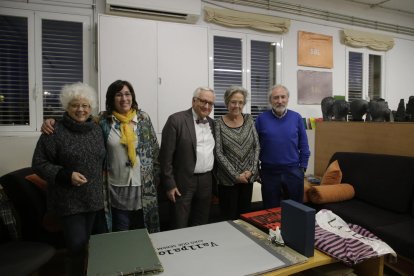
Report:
308,183,354,204
25,174,47,191
375,220,414,260
320,160,342,185
329,152,414,213
319,199,412,233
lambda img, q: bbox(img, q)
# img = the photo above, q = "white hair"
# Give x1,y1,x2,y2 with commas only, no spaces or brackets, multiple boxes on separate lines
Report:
60,82,98,112
267,84,290,103
193,86,215,98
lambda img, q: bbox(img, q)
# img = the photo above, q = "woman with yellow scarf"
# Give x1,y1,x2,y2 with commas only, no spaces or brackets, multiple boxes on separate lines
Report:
99,80,160,233
41,80,160,233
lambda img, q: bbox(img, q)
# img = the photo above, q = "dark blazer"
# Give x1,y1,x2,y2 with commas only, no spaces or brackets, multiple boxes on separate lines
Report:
159,108,214,195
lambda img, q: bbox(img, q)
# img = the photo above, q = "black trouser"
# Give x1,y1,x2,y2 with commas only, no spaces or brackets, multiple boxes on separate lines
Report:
218,182,253,220
61,211,96,276
171,172,212,229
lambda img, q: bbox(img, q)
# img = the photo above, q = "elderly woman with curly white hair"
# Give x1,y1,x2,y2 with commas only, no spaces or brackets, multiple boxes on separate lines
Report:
32,82,106,276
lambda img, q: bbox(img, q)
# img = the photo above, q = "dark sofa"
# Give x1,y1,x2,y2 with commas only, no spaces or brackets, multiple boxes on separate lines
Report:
0,167,65,248
315,152,414,262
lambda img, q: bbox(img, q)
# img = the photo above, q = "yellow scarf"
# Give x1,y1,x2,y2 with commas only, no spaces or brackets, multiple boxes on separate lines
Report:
113,110,137,167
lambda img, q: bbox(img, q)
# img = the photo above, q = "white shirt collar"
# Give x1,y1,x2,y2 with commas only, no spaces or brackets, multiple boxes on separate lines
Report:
271,108,288,118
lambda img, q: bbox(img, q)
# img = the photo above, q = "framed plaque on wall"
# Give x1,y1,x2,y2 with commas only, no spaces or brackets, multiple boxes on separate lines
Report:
297,70,332,105
298,31,333,68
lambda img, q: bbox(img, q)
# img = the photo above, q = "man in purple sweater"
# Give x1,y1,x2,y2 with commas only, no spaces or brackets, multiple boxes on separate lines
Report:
255,84,310,208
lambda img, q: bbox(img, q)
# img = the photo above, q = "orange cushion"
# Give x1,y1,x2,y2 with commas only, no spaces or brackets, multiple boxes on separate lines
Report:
320,160,342,185
308,183,355,204
303,182,312,203
25,174,47,191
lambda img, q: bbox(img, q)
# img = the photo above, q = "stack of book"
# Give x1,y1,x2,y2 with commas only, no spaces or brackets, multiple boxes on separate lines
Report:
303,117,323,130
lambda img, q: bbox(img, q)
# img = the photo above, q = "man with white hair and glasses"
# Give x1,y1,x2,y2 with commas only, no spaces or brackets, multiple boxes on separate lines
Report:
159,87,216,229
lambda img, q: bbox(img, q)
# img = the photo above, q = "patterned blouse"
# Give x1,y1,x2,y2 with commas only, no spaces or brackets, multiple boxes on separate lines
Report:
214,113,260,186
99,109,160,233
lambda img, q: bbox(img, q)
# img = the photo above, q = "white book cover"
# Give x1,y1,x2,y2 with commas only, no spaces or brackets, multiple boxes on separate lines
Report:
150,221,303,276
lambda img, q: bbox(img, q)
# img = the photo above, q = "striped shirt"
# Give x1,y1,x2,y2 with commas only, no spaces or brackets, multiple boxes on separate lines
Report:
214,114,260,186
314,209,396,265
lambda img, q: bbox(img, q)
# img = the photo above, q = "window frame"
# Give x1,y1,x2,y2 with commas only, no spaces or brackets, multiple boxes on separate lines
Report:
346,47,385,102
208,29,282,118
0,6,92,135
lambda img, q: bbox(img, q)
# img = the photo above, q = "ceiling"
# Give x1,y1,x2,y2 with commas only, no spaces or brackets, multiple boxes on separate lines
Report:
342,0,414,16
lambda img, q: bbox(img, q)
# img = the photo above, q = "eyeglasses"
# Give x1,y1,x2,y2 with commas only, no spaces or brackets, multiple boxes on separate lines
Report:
115,92,132,98
229,100,244,106
69,103,91,110
195,97,214,107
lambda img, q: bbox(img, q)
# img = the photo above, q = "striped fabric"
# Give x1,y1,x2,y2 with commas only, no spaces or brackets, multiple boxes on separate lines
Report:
314,209,396,266
214,114,260,186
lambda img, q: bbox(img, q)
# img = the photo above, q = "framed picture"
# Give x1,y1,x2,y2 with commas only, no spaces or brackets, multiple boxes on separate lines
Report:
297,70,332,105
298,31,333,68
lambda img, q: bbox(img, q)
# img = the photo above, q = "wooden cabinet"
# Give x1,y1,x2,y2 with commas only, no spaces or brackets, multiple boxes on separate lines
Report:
314,121,414,176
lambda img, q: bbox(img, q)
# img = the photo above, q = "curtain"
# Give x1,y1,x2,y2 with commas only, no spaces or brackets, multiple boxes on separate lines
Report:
343,29,394,51
204,6,290,34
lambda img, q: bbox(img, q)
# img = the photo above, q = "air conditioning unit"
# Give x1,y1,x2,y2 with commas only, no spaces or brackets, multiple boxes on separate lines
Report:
106,0,201,24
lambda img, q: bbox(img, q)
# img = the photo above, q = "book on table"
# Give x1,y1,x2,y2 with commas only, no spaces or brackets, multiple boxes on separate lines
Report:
281,199,316,257
87,228,163,276
241,201,316,258
149,220,307,276
240,207,282,232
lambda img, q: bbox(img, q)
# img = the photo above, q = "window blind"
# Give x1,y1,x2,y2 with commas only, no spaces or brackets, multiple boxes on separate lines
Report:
204,6,290,34
250,40,275,118
348,52,362,102
368,54,381,100
213,36,242,118
0,15,29,126
42,19,83,120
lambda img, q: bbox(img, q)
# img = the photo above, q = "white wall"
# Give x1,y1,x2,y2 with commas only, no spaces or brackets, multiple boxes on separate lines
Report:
1,0,414,176
0,134,40,176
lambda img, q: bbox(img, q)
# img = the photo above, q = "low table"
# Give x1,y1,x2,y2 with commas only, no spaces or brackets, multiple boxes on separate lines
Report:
263,248,384,276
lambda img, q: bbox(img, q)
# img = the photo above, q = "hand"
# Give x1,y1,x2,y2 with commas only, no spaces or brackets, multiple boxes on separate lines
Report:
243,170,252,180
41,118,56,135
166,187,181,203
71,172,87,187
236,174,249,184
